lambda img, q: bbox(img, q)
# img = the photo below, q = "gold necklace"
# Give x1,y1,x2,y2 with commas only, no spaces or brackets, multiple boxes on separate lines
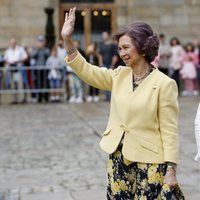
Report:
133,68,150,82
133,67,152,90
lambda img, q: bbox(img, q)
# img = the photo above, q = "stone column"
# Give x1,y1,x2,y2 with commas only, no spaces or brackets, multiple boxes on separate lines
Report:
44,7,55,50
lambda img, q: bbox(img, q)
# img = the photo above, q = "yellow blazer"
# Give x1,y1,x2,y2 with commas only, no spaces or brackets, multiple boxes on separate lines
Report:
65,52,179,164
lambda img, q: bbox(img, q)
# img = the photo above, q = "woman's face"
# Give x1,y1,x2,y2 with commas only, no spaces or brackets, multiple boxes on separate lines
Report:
172,39,178,46
118,34,143,67
87,45,94,54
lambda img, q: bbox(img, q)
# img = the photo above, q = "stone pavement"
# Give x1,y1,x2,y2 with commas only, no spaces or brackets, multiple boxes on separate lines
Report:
0,96,199,200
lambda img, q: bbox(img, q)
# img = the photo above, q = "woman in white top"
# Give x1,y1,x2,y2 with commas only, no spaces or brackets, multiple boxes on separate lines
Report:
169,37,185,92
195,103,200,162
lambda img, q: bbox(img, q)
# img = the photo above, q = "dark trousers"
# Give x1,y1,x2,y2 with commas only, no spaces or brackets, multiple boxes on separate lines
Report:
89,86,99,96
171,69,180,92
32,69,49,102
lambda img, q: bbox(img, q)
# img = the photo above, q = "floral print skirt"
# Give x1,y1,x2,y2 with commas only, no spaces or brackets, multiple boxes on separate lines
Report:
107,142,185,200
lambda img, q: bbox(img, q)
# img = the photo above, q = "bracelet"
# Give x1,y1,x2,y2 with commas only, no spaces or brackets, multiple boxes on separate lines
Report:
166,162,177,173
67,47,77,55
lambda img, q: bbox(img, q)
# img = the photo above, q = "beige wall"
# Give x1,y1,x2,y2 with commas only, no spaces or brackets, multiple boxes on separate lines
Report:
116,0,200,43
0,0,199,49
0,0,59,49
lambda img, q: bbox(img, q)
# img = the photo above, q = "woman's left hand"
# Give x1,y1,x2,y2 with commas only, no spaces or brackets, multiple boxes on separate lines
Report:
163,170,178,188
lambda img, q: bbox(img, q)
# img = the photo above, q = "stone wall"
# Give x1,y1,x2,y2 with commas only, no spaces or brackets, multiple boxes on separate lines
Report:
0,0,59,50
0,0,199,49
116,0,200,43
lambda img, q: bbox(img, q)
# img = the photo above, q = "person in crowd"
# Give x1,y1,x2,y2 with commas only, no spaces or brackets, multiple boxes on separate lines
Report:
158,33,171,75
20,46,32,103
61,8,185,199
67,40,85,103
0,50,5,92
169,37,185,92
4,38,28,104
85,42,100,102
57,40,70,101
24,47,35,98
31,36,50,103
180,42,199,96
46,45,62,103
151,54,160,68
194,38,200,90
99,31,118,101
195,102,200,163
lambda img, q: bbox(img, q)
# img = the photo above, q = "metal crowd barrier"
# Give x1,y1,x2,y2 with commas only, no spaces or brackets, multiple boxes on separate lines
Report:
0,65,66,103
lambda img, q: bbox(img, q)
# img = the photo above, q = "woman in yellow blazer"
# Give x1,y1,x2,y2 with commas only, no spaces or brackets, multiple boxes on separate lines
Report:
61,8,185,200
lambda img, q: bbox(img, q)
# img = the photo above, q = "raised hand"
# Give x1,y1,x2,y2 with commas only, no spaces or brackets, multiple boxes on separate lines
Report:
61,7,76,40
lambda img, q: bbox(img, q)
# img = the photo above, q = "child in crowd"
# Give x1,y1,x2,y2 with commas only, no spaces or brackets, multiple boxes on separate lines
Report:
46,46,62,102
180,43,199,96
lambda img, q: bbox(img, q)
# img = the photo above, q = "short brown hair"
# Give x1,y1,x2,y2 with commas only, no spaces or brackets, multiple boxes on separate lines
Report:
115,22,159,63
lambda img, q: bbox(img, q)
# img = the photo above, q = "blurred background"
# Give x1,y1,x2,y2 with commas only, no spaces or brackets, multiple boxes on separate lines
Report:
0,0,200,104
0,0,199,49
0,1,200,200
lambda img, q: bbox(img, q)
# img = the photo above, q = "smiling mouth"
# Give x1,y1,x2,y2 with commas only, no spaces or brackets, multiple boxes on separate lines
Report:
123,59,129,63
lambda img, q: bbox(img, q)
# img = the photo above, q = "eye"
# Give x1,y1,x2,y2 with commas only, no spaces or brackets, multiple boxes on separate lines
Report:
117,47,122,53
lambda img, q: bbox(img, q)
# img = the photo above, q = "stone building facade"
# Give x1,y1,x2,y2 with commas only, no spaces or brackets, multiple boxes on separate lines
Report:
0,0,199,50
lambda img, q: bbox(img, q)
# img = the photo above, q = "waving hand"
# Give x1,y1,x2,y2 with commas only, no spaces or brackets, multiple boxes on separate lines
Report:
61,7,78,60
61,7,76,40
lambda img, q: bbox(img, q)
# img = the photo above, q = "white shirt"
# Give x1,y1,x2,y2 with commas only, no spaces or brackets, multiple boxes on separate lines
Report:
46,55,62,80
57,46,67,67
169,45,185,70
4,45,27,64
158,43,170,68
195,103,200,162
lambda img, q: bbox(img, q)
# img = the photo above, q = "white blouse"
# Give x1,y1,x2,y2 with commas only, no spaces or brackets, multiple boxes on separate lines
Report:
195,103,200,162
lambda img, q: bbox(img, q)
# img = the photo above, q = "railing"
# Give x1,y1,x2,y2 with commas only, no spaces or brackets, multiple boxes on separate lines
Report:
0,65,66,103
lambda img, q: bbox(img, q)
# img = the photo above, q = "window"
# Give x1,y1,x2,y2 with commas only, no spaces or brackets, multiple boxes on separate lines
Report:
91,10,111,32
60,2,116,49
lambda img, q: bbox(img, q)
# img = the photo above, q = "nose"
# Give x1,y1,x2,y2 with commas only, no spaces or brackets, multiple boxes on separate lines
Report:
118,49,126,58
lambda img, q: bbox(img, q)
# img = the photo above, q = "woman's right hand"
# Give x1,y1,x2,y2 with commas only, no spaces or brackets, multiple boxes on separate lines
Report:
61,7,76,41
163,169,178,189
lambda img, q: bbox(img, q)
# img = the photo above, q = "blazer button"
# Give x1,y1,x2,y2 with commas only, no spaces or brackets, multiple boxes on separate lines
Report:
153,85,157,89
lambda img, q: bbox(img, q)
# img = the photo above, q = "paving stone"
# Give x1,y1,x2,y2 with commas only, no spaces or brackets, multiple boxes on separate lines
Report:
0,98,199,199
71,190,106,200
21,191,74,200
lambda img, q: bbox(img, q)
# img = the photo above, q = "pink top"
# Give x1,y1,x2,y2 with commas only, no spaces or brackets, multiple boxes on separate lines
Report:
182,52,199,66
151,54,160,68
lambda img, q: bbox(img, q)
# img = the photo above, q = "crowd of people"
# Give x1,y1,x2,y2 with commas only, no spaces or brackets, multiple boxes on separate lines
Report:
0,32,199,104
155,34,200,97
